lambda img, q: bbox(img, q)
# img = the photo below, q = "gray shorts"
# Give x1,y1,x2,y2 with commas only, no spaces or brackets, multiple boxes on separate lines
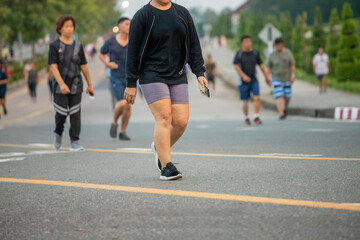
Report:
140,82,189,104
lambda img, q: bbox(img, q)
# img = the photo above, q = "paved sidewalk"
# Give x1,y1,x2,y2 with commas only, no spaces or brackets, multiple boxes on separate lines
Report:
205,46,360,118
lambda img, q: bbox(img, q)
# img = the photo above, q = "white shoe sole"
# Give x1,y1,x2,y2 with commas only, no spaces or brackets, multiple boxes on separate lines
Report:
160,174,182,181
69,147,85,152
151,142,161,172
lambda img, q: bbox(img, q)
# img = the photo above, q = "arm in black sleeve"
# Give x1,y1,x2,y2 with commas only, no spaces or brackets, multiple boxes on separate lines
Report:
186,11,205,78
256,51,263,65
126,14,146,88
48,43,58,65
79,44,88,65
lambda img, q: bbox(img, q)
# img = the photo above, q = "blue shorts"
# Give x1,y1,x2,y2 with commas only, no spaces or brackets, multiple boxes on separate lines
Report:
0,85,7,99
272,79,292,99
238,81,260,101
110,76,127,101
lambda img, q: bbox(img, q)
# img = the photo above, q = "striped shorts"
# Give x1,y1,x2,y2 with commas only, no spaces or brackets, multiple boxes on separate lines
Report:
272,79,292,99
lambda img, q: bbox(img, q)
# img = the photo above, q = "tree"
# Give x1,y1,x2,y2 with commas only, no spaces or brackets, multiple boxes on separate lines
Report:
336,2,360,81
311,6,326,56
292,14,306,69
211,10,233,38
327,8,340,73
278,12,293,50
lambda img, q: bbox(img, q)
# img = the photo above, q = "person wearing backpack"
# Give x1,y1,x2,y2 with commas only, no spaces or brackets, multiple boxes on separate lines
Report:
48,15,95,151
233,35,271,126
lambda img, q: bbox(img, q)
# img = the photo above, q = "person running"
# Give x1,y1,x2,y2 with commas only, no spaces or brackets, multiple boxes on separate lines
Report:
124,0,208,180
233,35,271,126
312,47,330,94
99,17,132,140
48,15,95,151
205,54,217,94
25,61,38,102
0,60,9,118
267,37,296,120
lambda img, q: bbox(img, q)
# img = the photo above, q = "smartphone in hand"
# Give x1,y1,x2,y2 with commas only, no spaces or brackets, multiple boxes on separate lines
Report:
89,92,95,100
199,84,210,98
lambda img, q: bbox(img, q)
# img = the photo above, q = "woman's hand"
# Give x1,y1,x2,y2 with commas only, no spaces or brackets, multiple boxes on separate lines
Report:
124,87,137,104
60,83,70,94
197,76,208,88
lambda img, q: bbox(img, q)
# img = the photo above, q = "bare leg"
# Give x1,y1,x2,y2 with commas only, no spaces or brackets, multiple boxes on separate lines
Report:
323,77,328,93
285,98,290,110
276,97,285,116
170,104,189,147
243,100,249,118
253,96,261,115
120,103,132,133
113,100,127,125
148,99,172,168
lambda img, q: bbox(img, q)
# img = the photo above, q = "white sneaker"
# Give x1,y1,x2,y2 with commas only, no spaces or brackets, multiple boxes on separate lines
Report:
70,141,84,152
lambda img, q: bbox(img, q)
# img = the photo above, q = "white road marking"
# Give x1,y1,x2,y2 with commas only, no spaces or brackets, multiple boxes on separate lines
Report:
0,152,25,157
28,143,54,147
238,127,258,131
260,153,323,157
0,157,26,163
305,129,335,132
117,148,152,152
196,125,210,129
0,150,68,164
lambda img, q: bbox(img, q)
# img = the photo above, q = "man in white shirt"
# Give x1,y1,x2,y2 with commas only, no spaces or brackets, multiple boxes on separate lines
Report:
312,47,330,94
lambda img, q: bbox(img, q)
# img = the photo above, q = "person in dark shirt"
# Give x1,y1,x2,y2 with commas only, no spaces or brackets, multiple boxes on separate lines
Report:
0,60,9,118
99,17,132,141
233,35,271,126
25,61,38,102
205,54,217,93
124,0,208,180
48,15,95,151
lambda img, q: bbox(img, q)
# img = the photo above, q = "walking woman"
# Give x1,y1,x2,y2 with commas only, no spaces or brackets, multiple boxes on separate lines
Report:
124,0,208,180
0,60,9,118
48,15,95,151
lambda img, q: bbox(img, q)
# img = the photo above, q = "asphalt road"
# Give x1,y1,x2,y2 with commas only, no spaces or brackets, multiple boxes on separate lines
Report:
0,59,359,240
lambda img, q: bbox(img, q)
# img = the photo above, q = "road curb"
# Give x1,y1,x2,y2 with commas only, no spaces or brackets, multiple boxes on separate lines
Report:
218,73,335,119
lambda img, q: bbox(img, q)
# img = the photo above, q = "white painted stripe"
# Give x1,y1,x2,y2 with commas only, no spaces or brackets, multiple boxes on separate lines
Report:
260,153,323,157
28,143,54,147
238,127,258,131
117,148,152,152
351,108,358,120
0,152,25,157
69,107,80,115
0,157,26,163
196,125,210,129
305,129,335,132
342,108,349,120
334,107,341,119
54,106,68,116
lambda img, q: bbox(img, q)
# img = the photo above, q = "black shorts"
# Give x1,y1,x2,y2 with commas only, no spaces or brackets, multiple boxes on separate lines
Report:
316,74,327,81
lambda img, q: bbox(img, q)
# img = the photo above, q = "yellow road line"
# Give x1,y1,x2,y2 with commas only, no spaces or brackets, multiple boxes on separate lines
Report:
1,177,359,212
0,143,360,161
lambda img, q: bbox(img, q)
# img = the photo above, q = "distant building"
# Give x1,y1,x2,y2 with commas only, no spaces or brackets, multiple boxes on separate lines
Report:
231,1,249,35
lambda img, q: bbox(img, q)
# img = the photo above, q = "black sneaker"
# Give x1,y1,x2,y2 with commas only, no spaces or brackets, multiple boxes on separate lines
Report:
119,132,131,141
280,115,286,120
151,142,161,171
284,109,287,117
3,107,7,115
110,123,117,138
253,117,262,125
160,162,182,181
244,118,251,126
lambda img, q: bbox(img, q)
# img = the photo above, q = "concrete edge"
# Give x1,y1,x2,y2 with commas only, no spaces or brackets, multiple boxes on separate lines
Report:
218,73,335,119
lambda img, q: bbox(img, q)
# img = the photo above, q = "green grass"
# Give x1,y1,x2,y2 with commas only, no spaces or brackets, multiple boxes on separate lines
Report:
296,68,360,94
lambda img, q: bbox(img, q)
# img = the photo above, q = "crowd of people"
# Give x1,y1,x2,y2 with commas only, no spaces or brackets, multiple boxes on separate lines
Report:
0,0,332,180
